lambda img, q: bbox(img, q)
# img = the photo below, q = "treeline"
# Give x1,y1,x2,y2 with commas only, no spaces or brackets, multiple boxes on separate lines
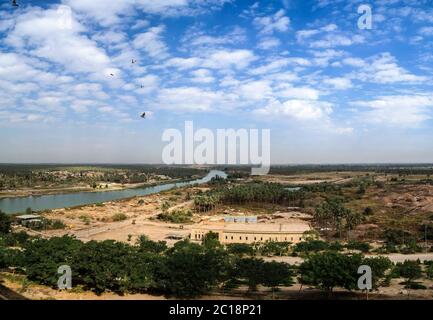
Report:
194,182,305,212
268,164,433,175
3,233,433,298
0,234,294,297
0,165,206,189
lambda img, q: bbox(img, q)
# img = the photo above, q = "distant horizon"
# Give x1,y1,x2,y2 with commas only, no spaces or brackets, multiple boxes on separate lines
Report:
1,162,433,166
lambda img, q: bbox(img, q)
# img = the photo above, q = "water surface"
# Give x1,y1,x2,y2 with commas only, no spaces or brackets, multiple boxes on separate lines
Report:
0,170,226,214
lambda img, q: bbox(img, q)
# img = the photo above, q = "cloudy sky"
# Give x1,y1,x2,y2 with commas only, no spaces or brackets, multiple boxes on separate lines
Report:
1,0,433,164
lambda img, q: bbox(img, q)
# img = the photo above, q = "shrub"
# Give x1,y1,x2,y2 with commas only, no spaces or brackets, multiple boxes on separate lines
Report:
157,210,192,223
112,213,127,222
0,231,31,247
0,210,11,234
346,241,371,253
393,260,423,288
363,207,373,216
293,239,329,254
426,262,433,279
46,219,66,230
226,243,254,256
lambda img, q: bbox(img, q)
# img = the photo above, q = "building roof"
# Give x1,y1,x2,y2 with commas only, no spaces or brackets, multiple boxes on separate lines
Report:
194,222,310,234
15,214,41,220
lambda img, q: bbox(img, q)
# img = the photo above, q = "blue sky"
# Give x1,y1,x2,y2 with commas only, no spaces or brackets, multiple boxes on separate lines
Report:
1,0,433,164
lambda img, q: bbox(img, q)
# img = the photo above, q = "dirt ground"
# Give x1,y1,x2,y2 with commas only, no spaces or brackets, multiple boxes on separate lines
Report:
31,188,198,244
30,186,313,245
2,272,433,300
257,171,367,185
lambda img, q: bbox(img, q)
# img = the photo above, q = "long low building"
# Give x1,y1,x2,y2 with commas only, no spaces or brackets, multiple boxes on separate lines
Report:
191,221,311,244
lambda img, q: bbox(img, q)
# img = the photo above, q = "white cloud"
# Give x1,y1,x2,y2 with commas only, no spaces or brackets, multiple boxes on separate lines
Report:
276,85,320,100
323,77,352,90
190,69,215,83
238,80,272,100
155,87,229,111
249,58,291,75
6,6,112,75
133,26,168,59
418,26,433,36
310,34,364,48
201,49,256,70
296,24,337,42
253,9,290,34
296,23,364,48
352,95,433,126
257,37,281,50
182,26,246,48
134,74,159,92
311,49,345,66
166,57,202,70
356,53,427,84
342,57,366,68
63,0,223,26
255,98,332,121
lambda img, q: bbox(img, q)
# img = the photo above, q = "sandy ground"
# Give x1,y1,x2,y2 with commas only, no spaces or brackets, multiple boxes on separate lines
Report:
257,172,367,185
31,185,313,245
2,272,433,300
0,275,247,300
34,188,198,244
264,252,433,265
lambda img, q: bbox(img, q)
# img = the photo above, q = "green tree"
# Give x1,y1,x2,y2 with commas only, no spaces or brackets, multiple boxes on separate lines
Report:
226,243,254,257
298,251,363,296
23,236,82,287
232,257,266,292
202,231,221,249
362,256,393,289
122,250,162,293
0,210,11,234
314,198,356,237
394,260,423,297
72,240,134,294
261,261,294,298
160,240,229,297
260,241,291,256
293,239,329,254
136,235,167,254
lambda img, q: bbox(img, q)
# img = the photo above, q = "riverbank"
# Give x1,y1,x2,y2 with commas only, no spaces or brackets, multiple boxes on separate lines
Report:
0,175,207,200
0,170,224,214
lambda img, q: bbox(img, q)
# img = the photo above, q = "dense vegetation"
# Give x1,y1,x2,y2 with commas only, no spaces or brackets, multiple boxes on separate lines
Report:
1,222,432,299
193,182,305,212
0,164,206,190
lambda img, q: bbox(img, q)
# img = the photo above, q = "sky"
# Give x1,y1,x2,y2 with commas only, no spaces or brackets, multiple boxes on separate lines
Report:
1,0,433,164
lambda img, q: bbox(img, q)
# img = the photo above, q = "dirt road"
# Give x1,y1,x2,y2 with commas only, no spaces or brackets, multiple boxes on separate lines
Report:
265,252,433,264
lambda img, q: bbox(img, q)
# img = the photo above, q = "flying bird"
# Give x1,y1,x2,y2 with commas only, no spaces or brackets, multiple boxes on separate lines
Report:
131,59,136,64
140,85,144,88
140,112,146,119
12,0,19,7
109,73,114,76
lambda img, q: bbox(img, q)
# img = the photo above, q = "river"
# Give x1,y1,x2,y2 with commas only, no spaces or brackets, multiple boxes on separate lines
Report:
0,170,227,214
